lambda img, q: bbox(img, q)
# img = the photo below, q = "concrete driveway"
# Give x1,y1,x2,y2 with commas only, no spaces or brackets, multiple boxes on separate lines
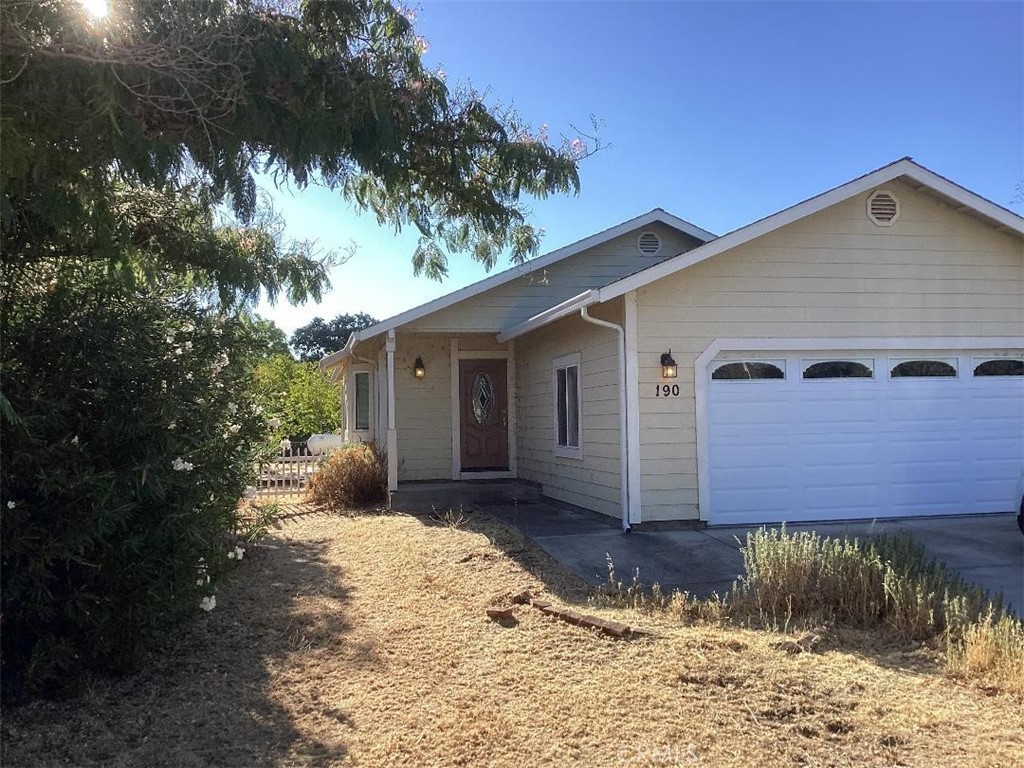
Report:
483,501,1024,615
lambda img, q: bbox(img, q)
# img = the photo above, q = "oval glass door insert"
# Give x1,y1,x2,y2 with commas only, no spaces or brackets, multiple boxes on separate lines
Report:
471,373,494,425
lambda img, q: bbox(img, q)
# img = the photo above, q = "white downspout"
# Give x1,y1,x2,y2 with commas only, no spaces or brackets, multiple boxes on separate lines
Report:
385,330,398,493
579,307,631,532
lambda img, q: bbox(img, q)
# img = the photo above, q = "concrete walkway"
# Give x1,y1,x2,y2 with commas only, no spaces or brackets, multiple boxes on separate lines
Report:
483,500,1024,615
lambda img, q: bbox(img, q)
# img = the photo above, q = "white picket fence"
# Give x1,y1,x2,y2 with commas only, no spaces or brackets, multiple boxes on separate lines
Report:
256,441,320,496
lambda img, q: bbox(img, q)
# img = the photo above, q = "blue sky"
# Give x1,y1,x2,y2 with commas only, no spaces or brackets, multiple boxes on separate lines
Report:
257,1,1023,336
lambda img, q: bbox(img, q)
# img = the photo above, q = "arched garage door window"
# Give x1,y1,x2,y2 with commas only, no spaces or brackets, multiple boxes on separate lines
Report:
974,359,1024,377
711,361,785,380
890,360,957,378
802,360,873,379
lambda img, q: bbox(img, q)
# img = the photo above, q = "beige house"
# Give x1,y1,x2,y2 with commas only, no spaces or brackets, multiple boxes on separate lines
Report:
321,158,1024,529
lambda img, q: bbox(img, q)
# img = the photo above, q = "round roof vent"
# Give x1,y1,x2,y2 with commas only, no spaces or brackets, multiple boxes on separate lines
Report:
867,189,900,226
637,231,662,256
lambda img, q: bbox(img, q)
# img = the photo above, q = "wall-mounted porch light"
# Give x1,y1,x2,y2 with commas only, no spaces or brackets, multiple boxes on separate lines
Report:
661,350,678,379
413,356,426,379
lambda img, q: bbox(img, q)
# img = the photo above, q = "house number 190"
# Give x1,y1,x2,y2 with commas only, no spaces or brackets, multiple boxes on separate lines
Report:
655,384,680,397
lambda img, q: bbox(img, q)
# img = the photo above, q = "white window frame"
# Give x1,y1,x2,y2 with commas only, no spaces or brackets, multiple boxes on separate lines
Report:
347,365,374,440
887,357,959,380
552,353,583,460
971,355,1024,378
709,359,787,383
800,357,876,381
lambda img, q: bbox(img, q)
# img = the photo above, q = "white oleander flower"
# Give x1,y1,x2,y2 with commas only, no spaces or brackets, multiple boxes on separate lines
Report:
171,457,194,472
200,595,216,612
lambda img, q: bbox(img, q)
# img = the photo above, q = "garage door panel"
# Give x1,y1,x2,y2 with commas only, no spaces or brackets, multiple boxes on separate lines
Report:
891,479,965,501
713,487,793,516
706,348,1024,525
890,465,963,487
888,439,964,462
708,443,790,469
711,466,792,489
970,438,1024,461
974,477,1020,504
803,481,879,499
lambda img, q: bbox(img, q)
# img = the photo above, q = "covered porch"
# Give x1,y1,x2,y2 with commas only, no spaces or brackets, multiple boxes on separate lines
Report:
325,330,519,492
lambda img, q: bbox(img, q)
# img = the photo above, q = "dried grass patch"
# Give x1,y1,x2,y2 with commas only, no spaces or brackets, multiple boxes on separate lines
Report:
3,509,1022,768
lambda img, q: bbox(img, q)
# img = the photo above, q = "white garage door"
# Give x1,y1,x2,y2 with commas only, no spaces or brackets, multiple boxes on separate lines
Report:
706,351,1024,525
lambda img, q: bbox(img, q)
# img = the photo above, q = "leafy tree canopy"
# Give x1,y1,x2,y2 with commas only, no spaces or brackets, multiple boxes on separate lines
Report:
1,0,589,283
254,353,342,438
245,314,292,358
290,312,378,361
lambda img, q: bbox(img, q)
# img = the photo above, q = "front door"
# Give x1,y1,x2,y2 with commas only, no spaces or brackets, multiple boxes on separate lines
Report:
459,358,509,471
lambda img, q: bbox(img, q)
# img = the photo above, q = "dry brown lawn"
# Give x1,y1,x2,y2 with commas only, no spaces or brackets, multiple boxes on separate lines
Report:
3,506,1022,767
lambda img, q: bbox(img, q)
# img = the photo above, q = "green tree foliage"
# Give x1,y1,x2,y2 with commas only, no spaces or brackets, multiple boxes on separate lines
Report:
0,0,586,696
254,354,342,438
290,312,378,361
246,314,292,358
1,0,587,279
0,262,268,694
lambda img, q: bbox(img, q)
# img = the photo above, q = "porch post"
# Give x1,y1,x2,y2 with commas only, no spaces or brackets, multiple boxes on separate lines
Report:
386,329,398,491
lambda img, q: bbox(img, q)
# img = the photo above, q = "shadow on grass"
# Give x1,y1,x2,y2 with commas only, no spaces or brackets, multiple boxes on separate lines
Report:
1,531,359,768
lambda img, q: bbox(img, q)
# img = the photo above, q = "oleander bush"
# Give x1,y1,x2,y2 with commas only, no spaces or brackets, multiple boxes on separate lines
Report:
0,263,269,696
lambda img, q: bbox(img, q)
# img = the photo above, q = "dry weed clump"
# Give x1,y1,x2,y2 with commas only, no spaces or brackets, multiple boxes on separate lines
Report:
947,609,1024,694
306,442,387,508
592,555,727,624
598,527,1024,695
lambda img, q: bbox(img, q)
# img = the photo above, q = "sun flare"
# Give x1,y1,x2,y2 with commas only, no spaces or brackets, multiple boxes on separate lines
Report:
80,0,109,20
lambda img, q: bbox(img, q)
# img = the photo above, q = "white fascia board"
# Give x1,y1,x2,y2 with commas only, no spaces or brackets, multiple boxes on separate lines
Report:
598,159,1024,303
655,209,718,242
900,164,1024,233
495,290,599,343
319,332,356,370
327,209,716,354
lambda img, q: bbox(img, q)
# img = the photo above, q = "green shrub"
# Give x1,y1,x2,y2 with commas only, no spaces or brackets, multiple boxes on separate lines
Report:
0,263,268,696
306,443,387,508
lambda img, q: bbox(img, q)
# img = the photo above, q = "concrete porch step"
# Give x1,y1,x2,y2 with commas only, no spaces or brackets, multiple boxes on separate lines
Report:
389,479,543,514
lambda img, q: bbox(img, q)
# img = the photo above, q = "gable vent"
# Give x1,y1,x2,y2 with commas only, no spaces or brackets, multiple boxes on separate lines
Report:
867,190,900,226
637,231,662,256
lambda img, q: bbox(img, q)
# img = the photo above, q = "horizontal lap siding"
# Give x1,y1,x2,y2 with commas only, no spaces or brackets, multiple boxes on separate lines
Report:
636,179,1024,521
515,302,625,518
408,224,701,333
394,333,453,481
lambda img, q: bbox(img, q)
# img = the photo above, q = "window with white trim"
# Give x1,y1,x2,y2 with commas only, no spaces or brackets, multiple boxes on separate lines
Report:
802,359,874,379
353,371,371,431
553,354,581,458
973,358,1024,377
890,359,957,378
711,361,786,380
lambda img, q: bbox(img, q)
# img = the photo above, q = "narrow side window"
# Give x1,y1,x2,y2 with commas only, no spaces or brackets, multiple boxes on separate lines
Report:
354,371,370,430
553,355,581,456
